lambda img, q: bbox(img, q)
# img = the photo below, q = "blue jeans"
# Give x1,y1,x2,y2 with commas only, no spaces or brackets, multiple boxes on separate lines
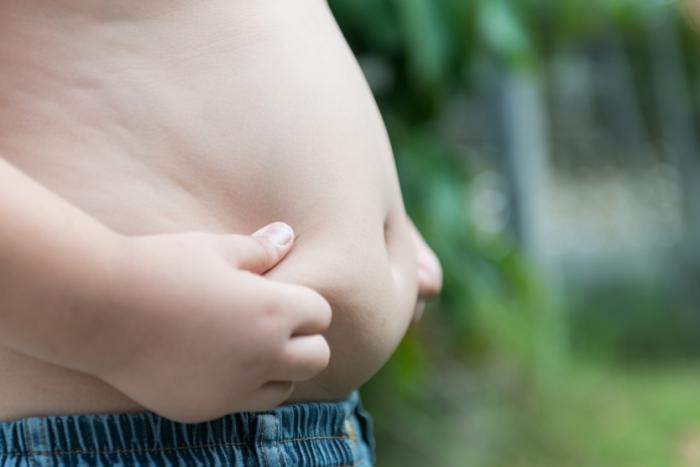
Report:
0,391,375,466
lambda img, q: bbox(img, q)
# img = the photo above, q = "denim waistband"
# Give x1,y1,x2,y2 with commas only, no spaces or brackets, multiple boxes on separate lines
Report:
0,391,375,466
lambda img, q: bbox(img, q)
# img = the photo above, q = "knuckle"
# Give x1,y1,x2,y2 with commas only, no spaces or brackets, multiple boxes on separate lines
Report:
258,336,286,366
241,330,283,377
260,294,288,321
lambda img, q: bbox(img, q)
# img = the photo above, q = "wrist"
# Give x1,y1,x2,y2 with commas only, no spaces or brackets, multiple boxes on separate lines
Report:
58,227,134,376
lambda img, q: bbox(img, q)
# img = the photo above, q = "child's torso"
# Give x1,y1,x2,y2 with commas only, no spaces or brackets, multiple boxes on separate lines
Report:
0,0,417,421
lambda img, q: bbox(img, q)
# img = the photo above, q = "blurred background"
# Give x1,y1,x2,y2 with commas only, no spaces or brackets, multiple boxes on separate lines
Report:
328,0,700,465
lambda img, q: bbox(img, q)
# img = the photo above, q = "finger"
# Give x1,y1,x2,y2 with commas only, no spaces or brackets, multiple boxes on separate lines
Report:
248,381,295,411
286,286,333,335
274,335,331,382
222,222,295,274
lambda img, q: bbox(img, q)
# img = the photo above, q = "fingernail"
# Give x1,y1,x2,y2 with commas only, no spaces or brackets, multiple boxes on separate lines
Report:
254,222,294,247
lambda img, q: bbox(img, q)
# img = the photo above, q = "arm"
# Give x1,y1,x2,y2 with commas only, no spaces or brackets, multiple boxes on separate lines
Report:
0,157,332,422
0,156,124,370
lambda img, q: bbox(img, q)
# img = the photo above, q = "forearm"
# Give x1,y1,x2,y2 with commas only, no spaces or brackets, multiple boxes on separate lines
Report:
0,157,123,374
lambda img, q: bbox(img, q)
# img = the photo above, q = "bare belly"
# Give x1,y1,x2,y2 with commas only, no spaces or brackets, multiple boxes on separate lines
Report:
0,0,417,421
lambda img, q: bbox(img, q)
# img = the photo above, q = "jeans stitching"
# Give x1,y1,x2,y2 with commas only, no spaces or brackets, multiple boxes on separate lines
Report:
274,420,282,467
1,440,247,457
0,434,350,458
38,421,52,467
2,438,369,466
1,451,368,467
21,422,36,467
260,420,269,467
279,435,348,444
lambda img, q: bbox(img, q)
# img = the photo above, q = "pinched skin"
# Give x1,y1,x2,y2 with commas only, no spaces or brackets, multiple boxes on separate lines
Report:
0,0,418,420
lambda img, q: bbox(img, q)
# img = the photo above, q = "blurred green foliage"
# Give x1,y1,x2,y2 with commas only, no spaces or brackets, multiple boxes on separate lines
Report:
329,0,700,465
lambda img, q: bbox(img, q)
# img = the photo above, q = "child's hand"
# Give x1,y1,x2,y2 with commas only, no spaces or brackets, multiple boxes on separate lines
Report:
94,222,331,423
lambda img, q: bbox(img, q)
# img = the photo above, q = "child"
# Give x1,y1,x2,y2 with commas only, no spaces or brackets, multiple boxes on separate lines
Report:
0,1,442,465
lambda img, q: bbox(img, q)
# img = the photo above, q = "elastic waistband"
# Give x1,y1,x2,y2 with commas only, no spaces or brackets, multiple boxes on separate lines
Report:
0,392,366,458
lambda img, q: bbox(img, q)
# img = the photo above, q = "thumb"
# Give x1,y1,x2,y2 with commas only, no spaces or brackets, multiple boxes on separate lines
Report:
229,222,295,274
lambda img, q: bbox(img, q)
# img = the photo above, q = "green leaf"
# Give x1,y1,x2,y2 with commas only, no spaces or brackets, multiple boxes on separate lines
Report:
475,0,534,66
394,0,450,90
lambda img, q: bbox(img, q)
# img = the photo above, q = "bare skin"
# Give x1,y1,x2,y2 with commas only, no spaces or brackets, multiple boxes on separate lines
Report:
0,0,442,422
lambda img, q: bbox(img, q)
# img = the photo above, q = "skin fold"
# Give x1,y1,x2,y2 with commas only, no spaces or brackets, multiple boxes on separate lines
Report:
0,0,442,422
